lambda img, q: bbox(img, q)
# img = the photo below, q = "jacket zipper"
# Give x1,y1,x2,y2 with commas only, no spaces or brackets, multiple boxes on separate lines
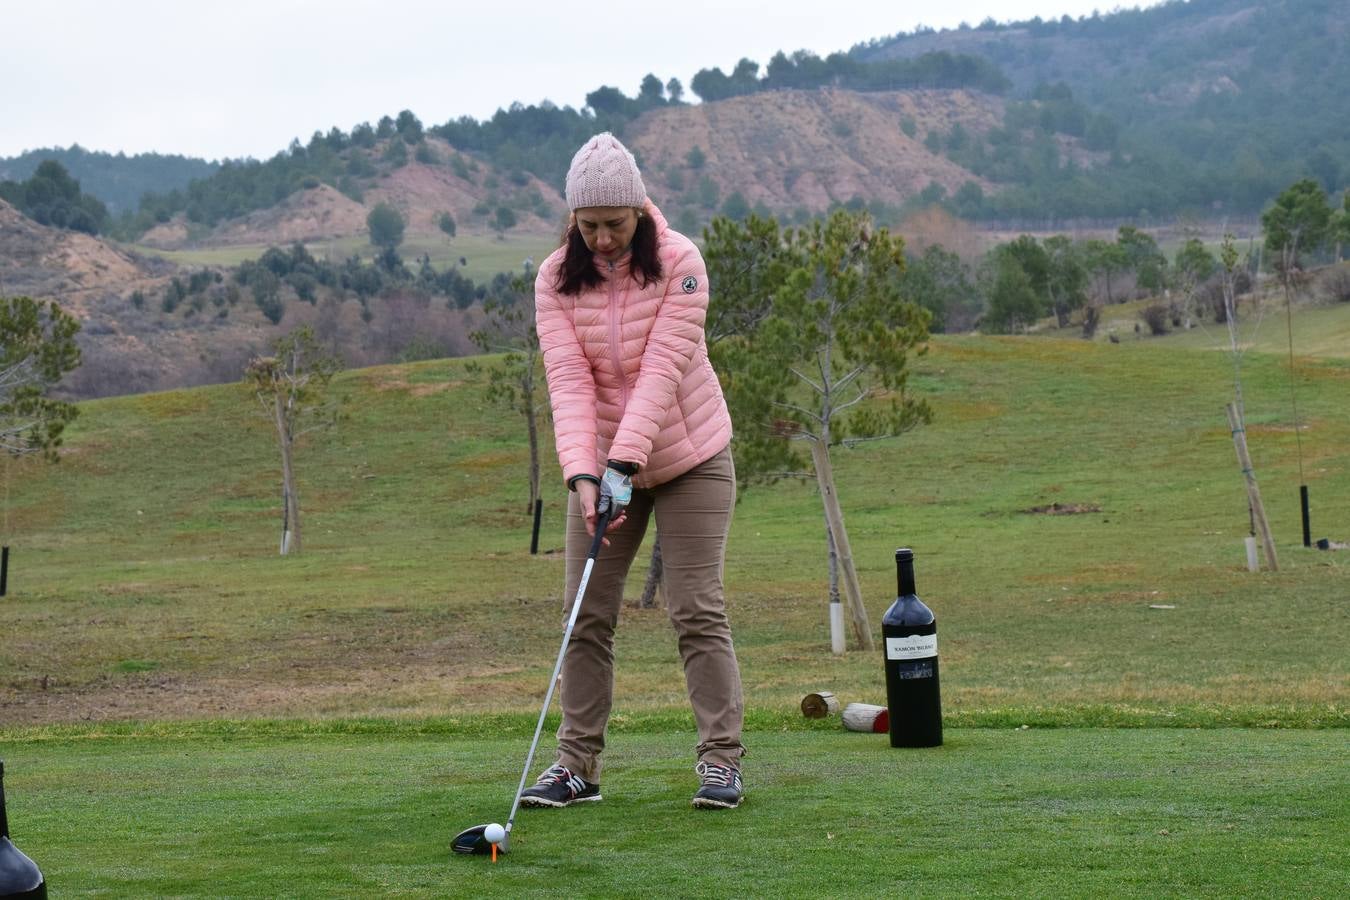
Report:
607,261,628,409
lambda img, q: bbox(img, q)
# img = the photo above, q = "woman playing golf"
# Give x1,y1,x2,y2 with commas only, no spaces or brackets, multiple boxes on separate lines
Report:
524,132,744,810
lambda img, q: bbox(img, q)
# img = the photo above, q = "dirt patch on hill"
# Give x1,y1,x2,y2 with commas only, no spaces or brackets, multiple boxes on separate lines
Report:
1022,502,1104,515
41,233,151,312
627,88,1003,211
210,183,370,247
366,375,461,395
367,142,562,236
0,199,169,319
138,218,190,248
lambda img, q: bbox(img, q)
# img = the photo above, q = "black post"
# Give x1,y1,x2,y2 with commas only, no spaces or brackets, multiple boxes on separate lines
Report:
529,499,543,555
1,546,8,597
1300,485,1310,548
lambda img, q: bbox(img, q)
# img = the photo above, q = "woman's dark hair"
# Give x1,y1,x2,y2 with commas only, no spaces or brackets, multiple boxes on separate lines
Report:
555,212,662,295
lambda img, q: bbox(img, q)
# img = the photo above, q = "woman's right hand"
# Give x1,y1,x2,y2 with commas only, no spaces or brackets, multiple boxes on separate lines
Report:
576,479,627,544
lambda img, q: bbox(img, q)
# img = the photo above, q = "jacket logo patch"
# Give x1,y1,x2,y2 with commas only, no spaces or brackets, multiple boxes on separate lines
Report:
681,276,698,294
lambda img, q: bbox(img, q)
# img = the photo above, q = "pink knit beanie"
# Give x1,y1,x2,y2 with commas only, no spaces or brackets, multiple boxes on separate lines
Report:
565,132,647,210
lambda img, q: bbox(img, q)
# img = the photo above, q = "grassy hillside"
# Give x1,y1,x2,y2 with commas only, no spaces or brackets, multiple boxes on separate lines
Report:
1047,274,1350,359
130,231,559,285
2,326,1345,728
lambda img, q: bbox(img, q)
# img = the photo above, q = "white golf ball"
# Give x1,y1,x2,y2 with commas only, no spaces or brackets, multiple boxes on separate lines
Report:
484,823,505,844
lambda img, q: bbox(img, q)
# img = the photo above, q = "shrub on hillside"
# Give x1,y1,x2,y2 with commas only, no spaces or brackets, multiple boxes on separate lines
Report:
346,152,376,177
60,341,155,398
1315,266,1350,303
415,143,439,165
286,272,318,303
0,159,110,235
162,278,185,313
1141,303,1169,335
337,177,364,203
383,140,408,167
1081,304,1101,339
493,206,517,233
367,203,405,250
1196,271,1253,323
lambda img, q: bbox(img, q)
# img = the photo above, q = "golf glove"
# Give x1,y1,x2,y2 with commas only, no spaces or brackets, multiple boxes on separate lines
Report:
598,464,634,516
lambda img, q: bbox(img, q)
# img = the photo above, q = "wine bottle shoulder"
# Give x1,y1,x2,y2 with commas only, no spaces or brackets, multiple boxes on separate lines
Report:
882,595,935,628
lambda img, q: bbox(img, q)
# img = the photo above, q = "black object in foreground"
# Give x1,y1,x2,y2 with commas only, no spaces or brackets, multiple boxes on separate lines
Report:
881,549,942,748
452,824,504,856
0,761,47,899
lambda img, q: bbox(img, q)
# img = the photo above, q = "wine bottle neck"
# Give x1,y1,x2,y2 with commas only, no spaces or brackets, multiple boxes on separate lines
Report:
897,559,916,596
0,763,8,839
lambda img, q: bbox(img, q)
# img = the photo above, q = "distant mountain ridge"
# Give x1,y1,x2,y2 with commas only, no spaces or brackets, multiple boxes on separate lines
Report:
0,145,218,215
859,0,1349,210
6,0,1343,238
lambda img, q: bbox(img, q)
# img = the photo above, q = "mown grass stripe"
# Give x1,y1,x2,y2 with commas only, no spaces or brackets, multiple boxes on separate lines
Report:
3,702,1343,744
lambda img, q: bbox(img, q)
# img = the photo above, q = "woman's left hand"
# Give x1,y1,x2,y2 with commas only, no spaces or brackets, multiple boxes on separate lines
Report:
576,479,627,545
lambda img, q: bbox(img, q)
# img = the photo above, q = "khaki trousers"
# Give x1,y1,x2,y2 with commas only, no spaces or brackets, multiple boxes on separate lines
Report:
555,446,744,782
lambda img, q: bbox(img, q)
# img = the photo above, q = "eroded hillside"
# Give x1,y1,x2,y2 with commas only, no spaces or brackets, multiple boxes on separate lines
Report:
628,88,1003,211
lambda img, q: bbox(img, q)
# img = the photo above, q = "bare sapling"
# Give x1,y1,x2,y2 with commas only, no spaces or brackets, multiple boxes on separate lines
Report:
246,326,342,555
638,537,664,608
1170,227,1216,330
468,273,546,517
1209,236,1277,570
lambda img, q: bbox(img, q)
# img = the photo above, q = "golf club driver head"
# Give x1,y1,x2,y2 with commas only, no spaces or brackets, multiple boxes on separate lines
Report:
452,824,508,856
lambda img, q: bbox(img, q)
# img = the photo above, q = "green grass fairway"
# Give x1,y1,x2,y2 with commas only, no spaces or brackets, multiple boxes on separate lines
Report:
1,723,1343,897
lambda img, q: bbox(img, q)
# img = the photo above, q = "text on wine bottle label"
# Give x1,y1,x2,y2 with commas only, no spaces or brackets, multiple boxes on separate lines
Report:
886,633,937,660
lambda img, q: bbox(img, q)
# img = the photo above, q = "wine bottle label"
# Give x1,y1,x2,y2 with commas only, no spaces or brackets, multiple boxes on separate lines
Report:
894,659,934,680
886,633,937,660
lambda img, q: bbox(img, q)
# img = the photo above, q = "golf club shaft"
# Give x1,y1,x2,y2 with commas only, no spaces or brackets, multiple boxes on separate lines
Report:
505,508,611,832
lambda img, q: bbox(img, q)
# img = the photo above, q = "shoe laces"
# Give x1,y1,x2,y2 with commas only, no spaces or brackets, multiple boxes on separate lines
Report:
538,764,588,795
696,761,739,788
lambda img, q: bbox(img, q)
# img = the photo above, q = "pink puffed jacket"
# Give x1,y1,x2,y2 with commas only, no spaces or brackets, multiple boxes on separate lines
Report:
534,202,732,490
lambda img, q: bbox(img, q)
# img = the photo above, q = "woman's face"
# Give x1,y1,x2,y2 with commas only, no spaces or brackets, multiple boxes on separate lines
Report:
574,206,639,261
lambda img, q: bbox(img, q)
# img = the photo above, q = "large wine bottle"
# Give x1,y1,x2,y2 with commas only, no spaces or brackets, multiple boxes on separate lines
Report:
0,761,47,899
881,548,943,747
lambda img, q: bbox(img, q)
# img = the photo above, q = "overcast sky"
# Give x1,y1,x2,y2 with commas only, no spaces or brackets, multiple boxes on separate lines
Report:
2,0,1162,161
